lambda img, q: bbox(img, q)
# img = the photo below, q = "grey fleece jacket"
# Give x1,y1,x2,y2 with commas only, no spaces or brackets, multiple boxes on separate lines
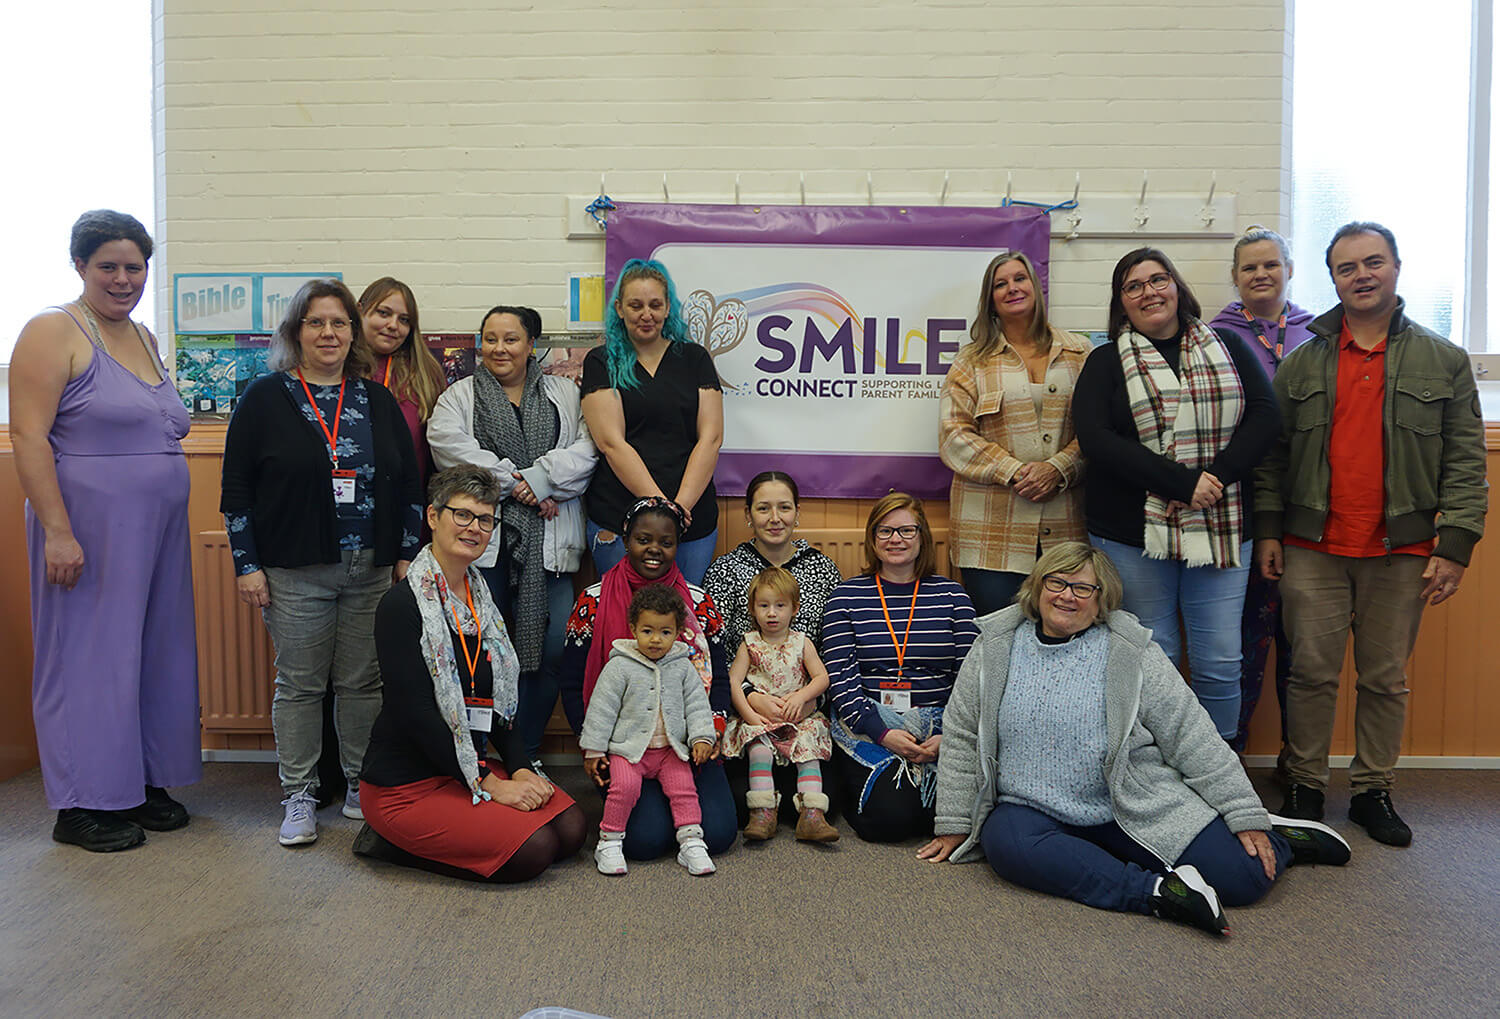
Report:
935,606,1270,865
578,640,717,764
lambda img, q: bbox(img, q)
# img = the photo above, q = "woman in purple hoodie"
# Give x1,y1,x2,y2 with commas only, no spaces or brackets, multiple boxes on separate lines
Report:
1208,225,1314,765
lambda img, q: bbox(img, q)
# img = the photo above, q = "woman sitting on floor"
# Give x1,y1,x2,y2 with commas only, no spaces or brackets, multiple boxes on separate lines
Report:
918,542,1350,936
822,492,979,843
559,496,737,860
353,465,585,882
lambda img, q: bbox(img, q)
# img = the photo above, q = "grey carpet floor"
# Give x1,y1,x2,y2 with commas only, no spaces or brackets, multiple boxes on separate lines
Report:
1,763,1497,1018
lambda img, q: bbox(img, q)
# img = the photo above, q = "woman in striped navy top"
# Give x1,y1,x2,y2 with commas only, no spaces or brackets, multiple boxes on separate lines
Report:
823,493,979,842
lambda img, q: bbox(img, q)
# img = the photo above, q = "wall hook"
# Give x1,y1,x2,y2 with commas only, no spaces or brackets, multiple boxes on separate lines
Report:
1198,172,1218,229
867,172,874,205
939,171,950,206
1004,171,1013,206
662,174,670,202
1133,171,1151,228
1064,173,1083,241
800,172,807,206
734,174,741,204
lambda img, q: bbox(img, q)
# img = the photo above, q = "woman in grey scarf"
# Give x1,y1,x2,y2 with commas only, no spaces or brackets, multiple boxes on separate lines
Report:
428,306,597,768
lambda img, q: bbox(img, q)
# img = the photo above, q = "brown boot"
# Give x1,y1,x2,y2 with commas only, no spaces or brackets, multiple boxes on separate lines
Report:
743,790,779,841
794,792,839,843
744,808,778,841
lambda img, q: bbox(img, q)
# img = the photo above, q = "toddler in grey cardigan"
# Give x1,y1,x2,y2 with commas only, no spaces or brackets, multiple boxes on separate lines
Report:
580,585,718,876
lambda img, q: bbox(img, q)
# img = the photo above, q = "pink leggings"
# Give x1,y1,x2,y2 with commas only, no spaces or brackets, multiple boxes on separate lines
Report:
601,747,701,833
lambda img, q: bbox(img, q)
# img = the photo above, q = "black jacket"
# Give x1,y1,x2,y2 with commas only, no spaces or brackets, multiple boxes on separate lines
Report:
220,373,420,568
1072,326,1280,548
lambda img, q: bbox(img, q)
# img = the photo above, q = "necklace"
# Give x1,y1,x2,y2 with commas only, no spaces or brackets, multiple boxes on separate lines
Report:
75,298,109,348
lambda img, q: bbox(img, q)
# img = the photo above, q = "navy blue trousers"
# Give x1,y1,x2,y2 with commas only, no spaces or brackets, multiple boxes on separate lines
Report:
979,801,1290,912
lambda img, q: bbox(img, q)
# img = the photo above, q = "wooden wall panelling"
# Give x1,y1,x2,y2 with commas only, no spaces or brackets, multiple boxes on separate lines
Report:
0,451,38,780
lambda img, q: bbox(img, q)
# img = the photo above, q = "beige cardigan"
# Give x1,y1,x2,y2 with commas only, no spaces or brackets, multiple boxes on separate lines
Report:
938,326,1090,574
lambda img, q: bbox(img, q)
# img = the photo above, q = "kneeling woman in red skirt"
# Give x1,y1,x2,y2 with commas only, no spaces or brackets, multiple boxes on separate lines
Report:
355,464,586,881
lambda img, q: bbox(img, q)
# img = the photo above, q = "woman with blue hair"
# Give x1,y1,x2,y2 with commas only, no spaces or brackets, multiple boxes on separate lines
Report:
580,259,724,584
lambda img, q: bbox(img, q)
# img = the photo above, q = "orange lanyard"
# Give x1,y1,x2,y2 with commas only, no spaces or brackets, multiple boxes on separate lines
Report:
378,355,393,387
875,575,919,677
448,577,483,686
295,370,347,469
1239,305,1288,363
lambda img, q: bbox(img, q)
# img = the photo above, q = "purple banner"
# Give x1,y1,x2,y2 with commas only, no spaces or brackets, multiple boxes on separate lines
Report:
605,202,1050,499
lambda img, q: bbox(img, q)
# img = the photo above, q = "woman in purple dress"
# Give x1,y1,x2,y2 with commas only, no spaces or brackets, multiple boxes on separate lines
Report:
10,210,201,852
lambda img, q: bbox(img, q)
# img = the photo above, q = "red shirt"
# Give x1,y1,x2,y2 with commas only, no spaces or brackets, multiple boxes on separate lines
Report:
1285,322,1434,558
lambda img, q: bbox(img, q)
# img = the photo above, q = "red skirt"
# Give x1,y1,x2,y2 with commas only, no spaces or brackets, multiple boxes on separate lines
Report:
361,767,575,878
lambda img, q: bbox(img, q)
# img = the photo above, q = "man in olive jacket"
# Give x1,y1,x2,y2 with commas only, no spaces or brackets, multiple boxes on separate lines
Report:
1253,221,1487,848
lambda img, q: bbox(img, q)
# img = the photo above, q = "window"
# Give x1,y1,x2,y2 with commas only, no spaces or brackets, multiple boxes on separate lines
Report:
1292,0,1475,345
5,3,155,358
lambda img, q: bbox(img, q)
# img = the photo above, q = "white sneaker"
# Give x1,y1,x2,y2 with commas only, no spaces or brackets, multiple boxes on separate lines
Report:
341,784,364,820
342,786,364,822
676,837,715,876
278,788,318,846
595,835,627,875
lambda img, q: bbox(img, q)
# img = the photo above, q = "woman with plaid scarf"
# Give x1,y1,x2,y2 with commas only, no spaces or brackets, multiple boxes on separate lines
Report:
1072,248,1280,739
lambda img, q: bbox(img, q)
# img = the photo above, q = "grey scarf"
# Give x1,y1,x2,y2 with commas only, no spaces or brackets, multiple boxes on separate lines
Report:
472,358,556,672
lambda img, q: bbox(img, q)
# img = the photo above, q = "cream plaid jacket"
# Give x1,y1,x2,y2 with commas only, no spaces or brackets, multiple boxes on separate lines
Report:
938,326,1090,574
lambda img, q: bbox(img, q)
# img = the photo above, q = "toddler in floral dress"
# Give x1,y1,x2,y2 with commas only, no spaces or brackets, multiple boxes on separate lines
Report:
724,568,837,843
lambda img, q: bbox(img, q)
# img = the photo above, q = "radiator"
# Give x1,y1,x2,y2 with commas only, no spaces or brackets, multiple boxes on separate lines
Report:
797,528,951,579
194,531,275,733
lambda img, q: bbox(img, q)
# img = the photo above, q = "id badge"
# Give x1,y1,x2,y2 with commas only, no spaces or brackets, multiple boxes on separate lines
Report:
331,469,357,505
465,696,493,733
879,681,912,712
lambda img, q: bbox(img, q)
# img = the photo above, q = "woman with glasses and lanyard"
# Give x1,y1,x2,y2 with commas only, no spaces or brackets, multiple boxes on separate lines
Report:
1207,227,1314,762
919,542,1349,937
354,465,585,882
822,493,978,843
221,278,422,847
1072,249,1279,741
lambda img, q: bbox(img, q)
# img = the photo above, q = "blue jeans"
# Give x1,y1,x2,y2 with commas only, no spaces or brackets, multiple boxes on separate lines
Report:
960,567,1028,618
592,758,738,860
1089,535,1251,739
979,802,1288,912
587,519,718,587
479,561,575,760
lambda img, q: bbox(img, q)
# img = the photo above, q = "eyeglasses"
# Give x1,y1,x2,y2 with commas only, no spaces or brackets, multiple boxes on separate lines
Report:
302,317,353,333
1121,273,1173,299
874,525,920,541
1041,574,1101,599
439,505,497,531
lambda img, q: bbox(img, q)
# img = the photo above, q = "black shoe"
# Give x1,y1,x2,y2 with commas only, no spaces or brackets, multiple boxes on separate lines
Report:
1267,814,1352,866
1150,865,1229,936
1348,790,1412,847
351,822,395,860
1278,783,1325,821
53,809,146,853
114,786,190,832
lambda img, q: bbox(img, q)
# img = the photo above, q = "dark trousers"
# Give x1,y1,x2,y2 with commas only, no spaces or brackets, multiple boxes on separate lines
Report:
1234,567,1291,753
959,567,1028,618
831,744,933,843
978,802,1290,912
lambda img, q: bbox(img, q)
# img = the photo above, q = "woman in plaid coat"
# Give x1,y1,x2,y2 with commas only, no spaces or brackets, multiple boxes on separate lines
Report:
939,251,1091,617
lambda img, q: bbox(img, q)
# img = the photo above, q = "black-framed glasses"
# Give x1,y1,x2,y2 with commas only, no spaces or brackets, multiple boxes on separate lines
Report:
875,525,919,541
302,316,353,333
1121,273,1173,299
1041,574,1101,599
439,505,497,531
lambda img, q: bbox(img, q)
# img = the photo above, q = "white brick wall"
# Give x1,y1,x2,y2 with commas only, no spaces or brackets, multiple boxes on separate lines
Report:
158,0,1292,339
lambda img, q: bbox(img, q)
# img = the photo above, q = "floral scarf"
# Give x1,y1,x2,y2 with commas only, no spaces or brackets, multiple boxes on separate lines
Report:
408,545,520,803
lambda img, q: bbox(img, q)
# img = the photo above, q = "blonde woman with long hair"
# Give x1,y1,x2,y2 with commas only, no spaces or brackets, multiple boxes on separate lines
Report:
939,251,1090,615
